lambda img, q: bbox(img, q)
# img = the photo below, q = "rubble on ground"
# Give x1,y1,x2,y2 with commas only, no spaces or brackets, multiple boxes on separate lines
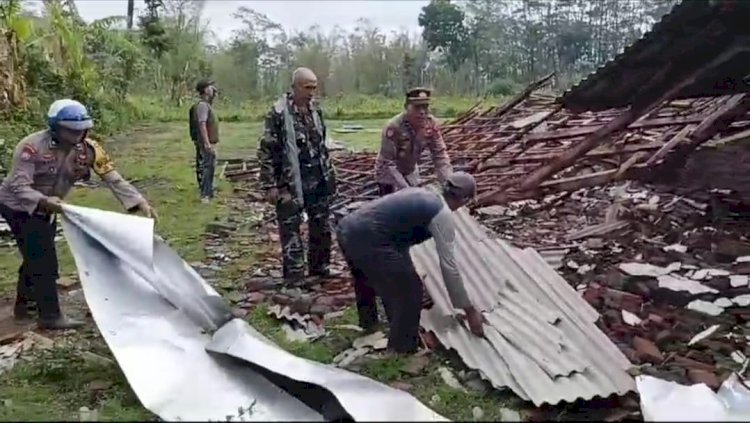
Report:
478,179,750,389
0,330,55,376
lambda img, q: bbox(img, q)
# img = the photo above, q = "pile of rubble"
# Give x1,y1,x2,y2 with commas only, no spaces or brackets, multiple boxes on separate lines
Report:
477,179,750,390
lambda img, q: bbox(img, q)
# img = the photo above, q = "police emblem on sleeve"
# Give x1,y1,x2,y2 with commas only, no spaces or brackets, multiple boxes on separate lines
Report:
19,145,37,161
386,127,394,138
87,139,115,175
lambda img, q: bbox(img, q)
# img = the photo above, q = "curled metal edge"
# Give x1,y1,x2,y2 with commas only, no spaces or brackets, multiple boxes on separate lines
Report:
61,204,323,421
207,319,449,422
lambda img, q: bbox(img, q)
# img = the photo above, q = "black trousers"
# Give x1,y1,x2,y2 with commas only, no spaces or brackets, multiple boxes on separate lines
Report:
0,204,61,319
378,184,395,197
337,228,423,353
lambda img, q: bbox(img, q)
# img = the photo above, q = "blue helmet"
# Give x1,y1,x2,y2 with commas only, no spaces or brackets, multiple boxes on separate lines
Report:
47,99,94,131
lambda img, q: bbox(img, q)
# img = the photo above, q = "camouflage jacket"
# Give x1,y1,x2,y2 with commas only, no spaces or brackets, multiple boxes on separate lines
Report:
257,93,337,207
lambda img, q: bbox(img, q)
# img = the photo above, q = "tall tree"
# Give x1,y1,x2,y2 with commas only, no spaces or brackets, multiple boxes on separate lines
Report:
418,0,470,72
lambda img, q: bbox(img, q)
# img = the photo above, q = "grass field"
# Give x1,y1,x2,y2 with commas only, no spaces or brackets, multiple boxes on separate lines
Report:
130,94,488,123
0,118,518,421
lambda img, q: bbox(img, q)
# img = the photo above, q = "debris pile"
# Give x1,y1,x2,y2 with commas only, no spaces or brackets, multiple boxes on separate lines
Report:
322,78,750,209
0,331,54,376
478,178,750,390
217,76,750,412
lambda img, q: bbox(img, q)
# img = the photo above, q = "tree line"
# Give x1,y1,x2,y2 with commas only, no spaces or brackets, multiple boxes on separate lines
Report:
0,0,678,170
130,0,678,101
0,0,680,128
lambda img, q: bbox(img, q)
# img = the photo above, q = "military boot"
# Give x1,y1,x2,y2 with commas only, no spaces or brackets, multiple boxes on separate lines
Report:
38,315,84,330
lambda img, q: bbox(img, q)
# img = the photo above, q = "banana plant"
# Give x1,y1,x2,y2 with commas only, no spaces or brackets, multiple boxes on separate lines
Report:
0,0,34,108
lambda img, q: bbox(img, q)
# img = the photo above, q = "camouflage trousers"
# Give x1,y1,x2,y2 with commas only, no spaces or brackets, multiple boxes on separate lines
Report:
194,143,217,198
275,180,332,281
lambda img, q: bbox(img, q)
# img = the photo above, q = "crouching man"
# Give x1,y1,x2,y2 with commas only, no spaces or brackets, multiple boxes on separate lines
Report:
336,171,484,354
0,99,157,329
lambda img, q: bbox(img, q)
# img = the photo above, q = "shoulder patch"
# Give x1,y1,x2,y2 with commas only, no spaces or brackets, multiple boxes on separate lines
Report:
85,139,115,175
385,127,395,138
19,144,37,161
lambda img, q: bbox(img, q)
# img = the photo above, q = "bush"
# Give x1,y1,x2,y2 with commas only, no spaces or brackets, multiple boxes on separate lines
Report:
486,78,521,97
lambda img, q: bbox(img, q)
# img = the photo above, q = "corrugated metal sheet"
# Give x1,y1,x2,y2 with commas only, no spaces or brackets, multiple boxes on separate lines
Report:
411,209,636,406
561,0,750,112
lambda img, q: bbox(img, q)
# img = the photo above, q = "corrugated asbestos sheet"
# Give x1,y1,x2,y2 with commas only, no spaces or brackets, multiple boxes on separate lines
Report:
411,209,636,406
561,0,750,112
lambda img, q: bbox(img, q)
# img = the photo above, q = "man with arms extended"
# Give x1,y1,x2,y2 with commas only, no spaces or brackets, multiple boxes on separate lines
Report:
258,67,337,287
0,99,157,329
189,78,220,203
375,87,453,196
336,171,485,354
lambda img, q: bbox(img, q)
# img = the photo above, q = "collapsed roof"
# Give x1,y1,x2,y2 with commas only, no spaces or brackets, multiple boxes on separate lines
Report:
561,0,750,113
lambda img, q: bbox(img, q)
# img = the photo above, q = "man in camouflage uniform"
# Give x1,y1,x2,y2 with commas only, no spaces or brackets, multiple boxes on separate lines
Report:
0,99,157,329
375,87,453,196
257,67,337,287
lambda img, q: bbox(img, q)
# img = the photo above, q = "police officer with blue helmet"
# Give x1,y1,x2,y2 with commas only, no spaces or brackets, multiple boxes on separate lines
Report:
0,99,157,329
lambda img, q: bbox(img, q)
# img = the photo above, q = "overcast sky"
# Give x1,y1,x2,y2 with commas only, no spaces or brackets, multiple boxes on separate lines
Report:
60,0,430,41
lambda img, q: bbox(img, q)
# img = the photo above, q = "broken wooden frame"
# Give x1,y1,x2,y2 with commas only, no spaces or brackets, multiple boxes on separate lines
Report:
324,75,750,213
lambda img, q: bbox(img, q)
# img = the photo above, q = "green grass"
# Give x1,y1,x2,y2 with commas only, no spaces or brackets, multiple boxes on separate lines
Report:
130,94,490,123
1,344,154,421
0,118,516,421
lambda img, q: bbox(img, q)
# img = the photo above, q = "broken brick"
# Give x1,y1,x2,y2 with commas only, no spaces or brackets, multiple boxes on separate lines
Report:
420,330,440,350
332,293,355,308
703,277,731,292
390,381,413,392
310,304,333,316
245,278,273,292
271,294,291,305
633,336,664,363
602,288,643,314
583,284,604,308
673,355,715,372
646,313,666,327
310,314,324,326
315,296,334,306
621,347,639,363
654,330,676,346
247,292,266,303
603,309,623,325
701,340,734,354
290,296,313,315
632,281,652,297
687,369,720,389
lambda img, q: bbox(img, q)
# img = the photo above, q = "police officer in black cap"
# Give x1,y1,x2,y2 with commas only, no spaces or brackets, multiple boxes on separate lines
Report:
188,79,220,203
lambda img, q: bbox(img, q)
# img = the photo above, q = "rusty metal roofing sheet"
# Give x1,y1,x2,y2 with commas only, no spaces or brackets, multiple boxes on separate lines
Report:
561,0,750,112
410,208,636,405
